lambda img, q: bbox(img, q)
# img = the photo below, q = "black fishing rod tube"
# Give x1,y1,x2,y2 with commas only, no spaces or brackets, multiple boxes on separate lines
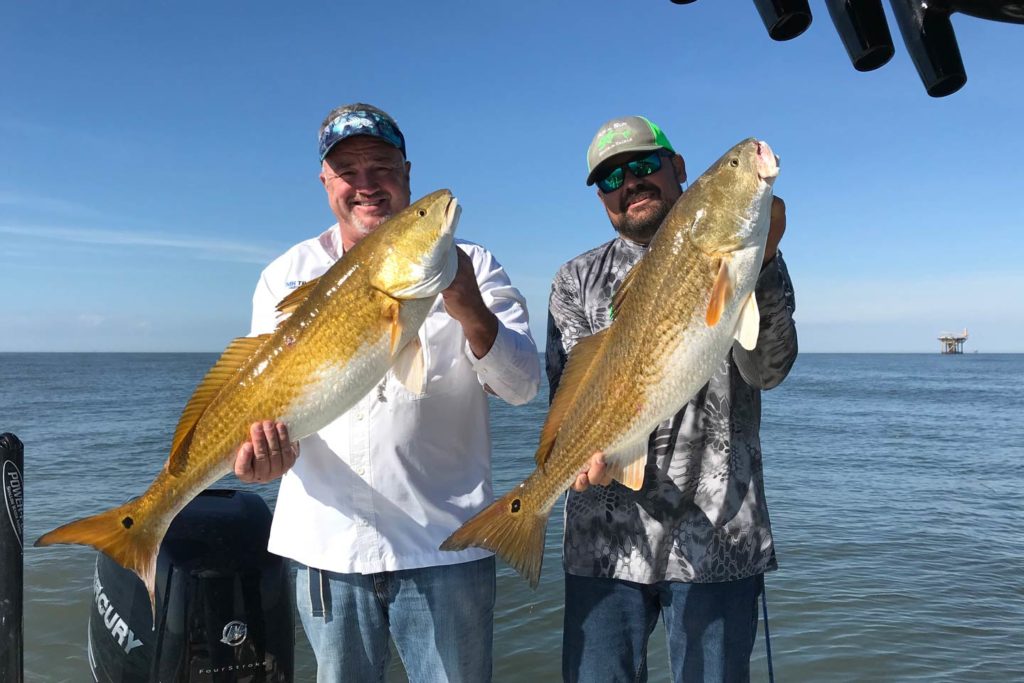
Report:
752,0,813,41
826,0,895,71
948,0,1024,24
1,433,24,683
890,0,967,97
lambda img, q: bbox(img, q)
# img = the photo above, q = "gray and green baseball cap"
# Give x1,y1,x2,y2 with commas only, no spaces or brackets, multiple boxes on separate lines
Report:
585,115,675,186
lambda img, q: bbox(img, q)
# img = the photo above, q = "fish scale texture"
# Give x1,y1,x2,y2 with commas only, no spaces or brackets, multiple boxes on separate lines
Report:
543,141,796,584
543,237,719,499
549,239,797,584
35,190,459,618
172,192,454,519
166,275,394,515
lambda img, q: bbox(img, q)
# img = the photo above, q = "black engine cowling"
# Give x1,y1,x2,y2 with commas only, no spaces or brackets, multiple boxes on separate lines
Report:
88,489,294,682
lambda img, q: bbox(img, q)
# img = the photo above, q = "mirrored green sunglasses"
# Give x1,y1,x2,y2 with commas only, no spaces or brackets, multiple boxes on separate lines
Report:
596,152,668,193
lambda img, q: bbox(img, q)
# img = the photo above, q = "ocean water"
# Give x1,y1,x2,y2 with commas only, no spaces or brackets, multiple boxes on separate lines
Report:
2,352,1023,682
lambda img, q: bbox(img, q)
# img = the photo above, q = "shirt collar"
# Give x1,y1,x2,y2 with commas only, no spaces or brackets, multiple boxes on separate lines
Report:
615,234,649,253
318,223,344,262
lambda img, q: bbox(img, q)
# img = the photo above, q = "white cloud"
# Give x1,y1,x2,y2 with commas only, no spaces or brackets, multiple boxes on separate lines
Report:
0,223,280,265
0,191,107,219
791,271,1024,351
77,313,106,327
797,272,1024,325
1,311,245,352
0,116,110,150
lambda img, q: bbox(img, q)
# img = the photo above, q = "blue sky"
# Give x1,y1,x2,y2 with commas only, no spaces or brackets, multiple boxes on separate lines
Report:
2,2,1022,353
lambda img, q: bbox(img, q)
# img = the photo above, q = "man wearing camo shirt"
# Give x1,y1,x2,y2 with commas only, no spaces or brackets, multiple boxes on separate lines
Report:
548,116,798,683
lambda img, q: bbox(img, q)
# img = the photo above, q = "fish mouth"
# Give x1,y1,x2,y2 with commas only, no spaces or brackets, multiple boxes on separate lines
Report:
755,141,779,181
434,196,461,292
444,196,461,236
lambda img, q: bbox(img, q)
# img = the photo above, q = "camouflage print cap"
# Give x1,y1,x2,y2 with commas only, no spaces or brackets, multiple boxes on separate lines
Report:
585,116,675,186
318,107,406,162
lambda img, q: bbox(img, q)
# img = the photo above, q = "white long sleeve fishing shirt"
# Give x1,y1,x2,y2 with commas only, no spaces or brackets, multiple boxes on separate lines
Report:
251,223,540,574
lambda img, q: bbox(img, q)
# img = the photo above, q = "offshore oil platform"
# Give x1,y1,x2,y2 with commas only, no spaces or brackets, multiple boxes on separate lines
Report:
938,328,968,354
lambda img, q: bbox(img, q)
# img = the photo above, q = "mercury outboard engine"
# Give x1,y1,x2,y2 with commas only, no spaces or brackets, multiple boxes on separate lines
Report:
88,489,294,682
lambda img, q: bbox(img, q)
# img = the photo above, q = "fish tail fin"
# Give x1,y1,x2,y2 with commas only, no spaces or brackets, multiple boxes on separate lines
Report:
440,490,548,588
35,501,163,620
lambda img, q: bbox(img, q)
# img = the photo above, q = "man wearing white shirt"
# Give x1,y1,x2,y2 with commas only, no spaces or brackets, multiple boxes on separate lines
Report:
233,103,540,682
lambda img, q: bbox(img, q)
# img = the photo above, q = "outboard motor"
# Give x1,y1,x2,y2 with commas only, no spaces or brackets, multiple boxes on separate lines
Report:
88,489,294,682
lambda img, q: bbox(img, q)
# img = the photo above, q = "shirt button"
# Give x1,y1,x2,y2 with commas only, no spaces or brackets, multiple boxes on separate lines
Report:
355,467,365,476
356,412,365,421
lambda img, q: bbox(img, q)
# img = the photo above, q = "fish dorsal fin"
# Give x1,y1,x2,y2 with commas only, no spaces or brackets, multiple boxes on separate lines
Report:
611,262,641,320
706,258,732,327
734,293,760,351
274,277,322,324
167,335,270,475
603,440,648,491
392,336,426,395
536,329,609,467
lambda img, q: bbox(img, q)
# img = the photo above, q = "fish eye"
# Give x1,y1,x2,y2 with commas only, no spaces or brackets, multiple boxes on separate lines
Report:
418,209,426,217
729,158,739,167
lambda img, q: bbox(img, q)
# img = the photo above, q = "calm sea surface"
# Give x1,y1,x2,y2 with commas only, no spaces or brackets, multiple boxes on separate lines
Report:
2,352,1022,682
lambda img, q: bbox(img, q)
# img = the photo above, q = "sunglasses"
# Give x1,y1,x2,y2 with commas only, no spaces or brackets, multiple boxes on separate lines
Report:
596,152,669,193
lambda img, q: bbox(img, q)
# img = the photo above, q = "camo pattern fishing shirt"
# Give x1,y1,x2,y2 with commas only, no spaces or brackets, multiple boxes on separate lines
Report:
547,236,798,584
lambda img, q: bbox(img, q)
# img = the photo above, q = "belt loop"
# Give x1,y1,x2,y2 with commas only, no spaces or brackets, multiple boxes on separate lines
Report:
309,566,325,618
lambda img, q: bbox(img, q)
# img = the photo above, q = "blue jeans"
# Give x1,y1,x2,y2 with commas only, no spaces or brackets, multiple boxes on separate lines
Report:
562,573,762,683
296,557,495,683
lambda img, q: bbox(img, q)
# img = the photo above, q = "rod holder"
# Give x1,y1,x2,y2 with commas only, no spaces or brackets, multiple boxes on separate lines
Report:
1,433,24,683
890,0,968,96
947,0,1024,23
753,0,813,40
826,0,895,71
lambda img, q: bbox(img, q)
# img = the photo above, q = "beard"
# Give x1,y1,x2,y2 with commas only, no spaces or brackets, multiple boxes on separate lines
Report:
612,183,674,244
351,212,392,237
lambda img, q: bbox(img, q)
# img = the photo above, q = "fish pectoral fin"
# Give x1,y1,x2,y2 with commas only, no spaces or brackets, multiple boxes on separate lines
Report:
706,259,732,327
535,328,610,467
734,293,760,350
274,277,322,325
168,334,271,474
392,336,426,396
382,297,404,355
604,441,648,491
